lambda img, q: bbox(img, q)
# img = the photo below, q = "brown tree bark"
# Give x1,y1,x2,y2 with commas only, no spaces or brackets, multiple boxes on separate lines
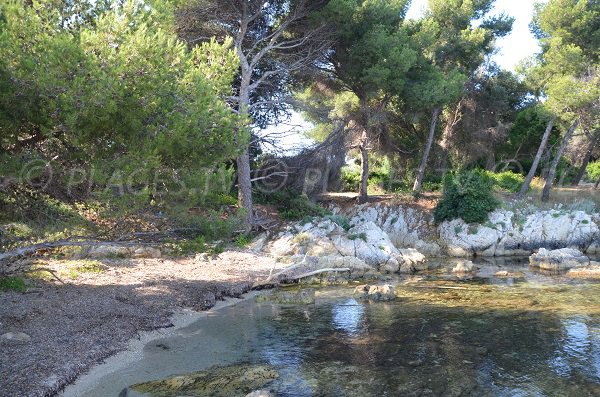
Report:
358,130,369,204
517,117,556,198
571,128,600,186
413,107,441,194
542,119,580,202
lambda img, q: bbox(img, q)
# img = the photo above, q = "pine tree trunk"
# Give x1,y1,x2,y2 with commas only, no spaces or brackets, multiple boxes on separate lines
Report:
518,117,555,198
413,107,440,194
595,176,600,189
571,128,600,186
542,119,580,202
236,148,253,232
358,130,369,204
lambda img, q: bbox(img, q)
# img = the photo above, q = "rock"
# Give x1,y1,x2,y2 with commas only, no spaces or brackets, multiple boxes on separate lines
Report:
529,248,589,270
85,245,130,259
379,257,399,274
248,233,268,252
494,270,525,278
353,284,396,301
128,364,278,397
1,332,31,342
452,260,475,273
398,248,427,273
246,391,274,397
257,288,315,304
566,261,600,279
131,246,162,259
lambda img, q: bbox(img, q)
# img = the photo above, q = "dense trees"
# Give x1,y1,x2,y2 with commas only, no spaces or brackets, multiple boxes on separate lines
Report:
1,0,600,235
0,0,241,211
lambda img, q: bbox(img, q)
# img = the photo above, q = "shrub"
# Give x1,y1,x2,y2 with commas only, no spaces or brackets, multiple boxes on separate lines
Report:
341,166,361,191
434,169,500,224
259,190,327,220
325,214,351,231
486,170,525,193
586,160,600,182
0,276,26,292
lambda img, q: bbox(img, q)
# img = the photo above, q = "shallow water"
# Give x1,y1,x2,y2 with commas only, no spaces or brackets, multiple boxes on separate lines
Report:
82,266,600,397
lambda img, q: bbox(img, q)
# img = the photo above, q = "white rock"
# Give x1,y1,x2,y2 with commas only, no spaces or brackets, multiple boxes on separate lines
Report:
529,248,589,270
1,332,31,342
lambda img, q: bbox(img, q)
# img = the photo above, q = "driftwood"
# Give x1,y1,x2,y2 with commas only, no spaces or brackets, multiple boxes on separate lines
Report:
253,254,351,289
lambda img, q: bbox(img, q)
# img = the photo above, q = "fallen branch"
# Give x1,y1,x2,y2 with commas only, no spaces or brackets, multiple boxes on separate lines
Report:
0,240,143,263
23,267,65,284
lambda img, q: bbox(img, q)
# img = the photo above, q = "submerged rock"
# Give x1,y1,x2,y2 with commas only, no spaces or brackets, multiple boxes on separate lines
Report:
353,284,396,301
529,248,589,270
567,261,600,279
257,288,315,304
127,364,278,397
452,260,476,273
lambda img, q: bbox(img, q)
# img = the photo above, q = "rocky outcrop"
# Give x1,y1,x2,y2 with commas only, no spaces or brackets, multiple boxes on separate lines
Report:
264,218,428,278
262,203,600,278
529,248,590,271
439,209,599,257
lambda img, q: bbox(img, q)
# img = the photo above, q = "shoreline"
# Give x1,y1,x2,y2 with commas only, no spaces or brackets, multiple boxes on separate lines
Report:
59,290,263,397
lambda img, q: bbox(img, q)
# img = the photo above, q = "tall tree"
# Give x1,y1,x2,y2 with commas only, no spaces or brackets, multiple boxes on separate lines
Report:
527,0,600,201
176,0,332,230
409,0,513,193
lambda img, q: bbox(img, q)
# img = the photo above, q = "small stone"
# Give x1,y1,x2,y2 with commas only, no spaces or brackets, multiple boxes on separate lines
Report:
1,332,31,342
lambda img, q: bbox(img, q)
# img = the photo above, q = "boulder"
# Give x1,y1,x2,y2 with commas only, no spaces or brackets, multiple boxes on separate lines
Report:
452,260,476,273
84,245,130,259
131,246,162,259
353,284,396,301
566,261,600,279
398,248,427,273
379,257,400,274
529,248,589,270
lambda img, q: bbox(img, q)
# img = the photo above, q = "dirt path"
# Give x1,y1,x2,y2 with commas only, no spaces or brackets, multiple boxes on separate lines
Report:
0,250,285,397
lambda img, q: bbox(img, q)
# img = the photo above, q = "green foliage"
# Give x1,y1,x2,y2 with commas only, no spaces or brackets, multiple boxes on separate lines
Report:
235,233,253,248
348,232,367,242
0,276,26,292
324,214,351,231
258,190,327,220
0,0,243,223
434,170,500,224
486,171,525,193
586,161,600,182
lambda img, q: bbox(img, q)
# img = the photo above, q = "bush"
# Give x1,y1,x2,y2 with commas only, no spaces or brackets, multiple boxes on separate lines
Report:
434,169,500,224
586,161,600,182
341,166,361,191
258,190,327,220
486,170,525,193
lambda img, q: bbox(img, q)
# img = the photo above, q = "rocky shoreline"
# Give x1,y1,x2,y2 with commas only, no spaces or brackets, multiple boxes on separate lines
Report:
3,202,600,396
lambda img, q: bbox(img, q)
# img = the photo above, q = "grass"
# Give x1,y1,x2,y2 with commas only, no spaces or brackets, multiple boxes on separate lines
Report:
60,260,105,280
0,276,27,292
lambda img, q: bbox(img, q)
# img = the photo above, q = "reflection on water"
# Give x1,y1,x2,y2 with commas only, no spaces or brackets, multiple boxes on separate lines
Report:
331,299,364,336
82,273,600,397
550,316,600,382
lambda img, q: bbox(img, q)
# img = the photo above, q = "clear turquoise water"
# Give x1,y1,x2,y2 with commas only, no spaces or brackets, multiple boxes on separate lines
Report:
84,269,600,397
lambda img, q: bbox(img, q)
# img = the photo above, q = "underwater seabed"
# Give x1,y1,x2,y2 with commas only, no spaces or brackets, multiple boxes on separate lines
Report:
81,261,600,397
